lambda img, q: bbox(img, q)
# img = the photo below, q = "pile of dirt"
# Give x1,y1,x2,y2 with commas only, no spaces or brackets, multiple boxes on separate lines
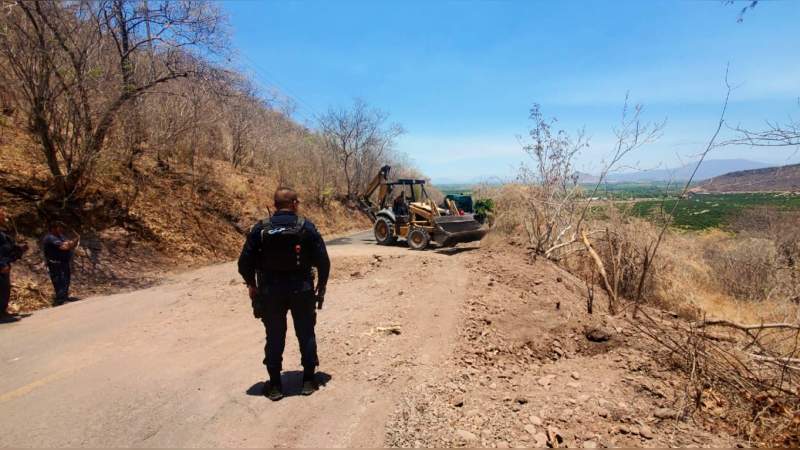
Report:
0,129,370,313
385,240,739,448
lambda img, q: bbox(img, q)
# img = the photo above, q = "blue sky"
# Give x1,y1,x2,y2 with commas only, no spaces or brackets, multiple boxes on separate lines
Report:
223,0,800,183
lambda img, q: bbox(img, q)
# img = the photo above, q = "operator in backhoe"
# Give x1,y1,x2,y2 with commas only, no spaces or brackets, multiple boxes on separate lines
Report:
392,192,409,217
237,187,330,401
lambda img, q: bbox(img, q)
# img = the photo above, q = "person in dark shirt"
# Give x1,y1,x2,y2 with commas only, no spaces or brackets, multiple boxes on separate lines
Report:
0,207,28,319
238,187,330,401
393,192,409,217
42,221,78,305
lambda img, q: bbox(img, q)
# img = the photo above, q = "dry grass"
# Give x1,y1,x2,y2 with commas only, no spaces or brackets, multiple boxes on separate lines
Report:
480,185,800,324
473,183,529,237
483,187,800,445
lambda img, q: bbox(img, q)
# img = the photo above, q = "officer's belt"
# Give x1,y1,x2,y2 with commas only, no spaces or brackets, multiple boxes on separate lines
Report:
256,270,312,282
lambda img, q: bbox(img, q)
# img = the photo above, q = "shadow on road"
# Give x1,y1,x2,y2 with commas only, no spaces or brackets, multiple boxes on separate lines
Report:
434,246,480,256
325,230,482,256
246,371,333,397
326,233,375,246
0,313,32,324
53,297,83,307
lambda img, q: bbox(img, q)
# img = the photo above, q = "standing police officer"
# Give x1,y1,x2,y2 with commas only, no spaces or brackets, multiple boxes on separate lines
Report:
0,207,28,320
238,188,330,401
42,221,78,305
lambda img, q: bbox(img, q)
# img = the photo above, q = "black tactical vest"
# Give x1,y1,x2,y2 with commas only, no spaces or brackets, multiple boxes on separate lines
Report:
259,216,313,271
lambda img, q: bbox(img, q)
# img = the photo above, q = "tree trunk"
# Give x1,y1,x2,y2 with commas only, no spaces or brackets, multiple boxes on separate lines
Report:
114,0,145,170
343,152,353,199
29,105,67,194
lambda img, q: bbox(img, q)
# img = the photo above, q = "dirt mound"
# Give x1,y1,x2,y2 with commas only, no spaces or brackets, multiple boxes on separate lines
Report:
386,241,738,448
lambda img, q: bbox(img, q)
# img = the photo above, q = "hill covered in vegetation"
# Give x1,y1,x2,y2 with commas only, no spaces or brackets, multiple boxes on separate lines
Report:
694,163,800,193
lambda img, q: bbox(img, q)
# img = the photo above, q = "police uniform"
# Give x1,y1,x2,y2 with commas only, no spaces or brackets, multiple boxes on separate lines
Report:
42,232,73,304
237,211,330,387
0,230,25,315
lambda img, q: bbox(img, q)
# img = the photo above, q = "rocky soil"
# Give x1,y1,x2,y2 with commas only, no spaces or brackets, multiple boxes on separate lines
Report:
386,240,740,448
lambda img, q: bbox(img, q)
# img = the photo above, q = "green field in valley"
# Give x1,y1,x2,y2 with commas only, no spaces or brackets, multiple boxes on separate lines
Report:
437,182,800,230
586,181,686,199
578,182,800,230
630,193,800,230
436,184,476,196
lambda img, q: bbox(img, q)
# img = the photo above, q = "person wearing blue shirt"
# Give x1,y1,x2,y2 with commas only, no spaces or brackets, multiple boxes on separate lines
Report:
238,187,330,401
42,221,78,305
0,207,28,320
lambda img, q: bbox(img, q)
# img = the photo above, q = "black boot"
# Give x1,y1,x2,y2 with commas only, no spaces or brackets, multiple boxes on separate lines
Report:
301,369,318,396
264,380,284,401
264,369,283,401
0,311,20,323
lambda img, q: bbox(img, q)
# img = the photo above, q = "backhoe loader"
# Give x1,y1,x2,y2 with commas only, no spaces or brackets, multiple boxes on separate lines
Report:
357,165,488,250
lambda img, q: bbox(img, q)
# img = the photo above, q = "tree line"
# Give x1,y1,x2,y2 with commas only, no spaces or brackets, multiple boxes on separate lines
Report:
0,0,413,207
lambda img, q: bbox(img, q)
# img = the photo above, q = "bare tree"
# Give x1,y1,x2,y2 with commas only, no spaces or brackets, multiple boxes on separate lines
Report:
723,0,759,22
519,98,663,261
0,0,227,198
98,0,227,167
517,104,589,256
220,81,263,169
728,118,800,149
318,99,404,199
519,97,664,314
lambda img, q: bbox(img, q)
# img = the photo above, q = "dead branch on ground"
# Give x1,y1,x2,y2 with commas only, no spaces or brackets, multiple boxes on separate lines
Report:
630,306,800,447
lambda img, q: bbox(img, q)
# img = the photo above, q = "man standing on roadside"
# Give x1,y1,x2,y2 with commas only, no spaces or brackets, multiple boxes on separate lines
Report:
0,207,28,320
42,221,78,306
238,187,330,401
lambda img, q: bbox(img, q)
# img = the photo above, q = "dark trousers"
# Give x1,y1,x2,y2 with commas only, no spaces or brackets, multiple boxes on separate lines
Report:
261,290,318,383
47,261,71,302
0,272,10,314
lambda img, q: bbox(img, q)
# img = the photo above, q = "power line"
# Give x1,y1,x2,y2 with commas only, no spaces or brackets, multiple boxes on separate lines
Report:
237,52,324,126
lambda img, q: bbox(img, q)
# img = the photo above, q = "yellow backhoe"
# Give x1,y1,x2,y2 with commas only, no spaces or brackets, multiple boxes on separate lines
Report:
357,165,488,250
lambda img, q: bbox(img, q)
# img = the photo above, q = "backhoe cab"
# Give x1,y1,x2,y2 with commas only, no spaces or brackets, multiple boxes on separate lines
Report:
357,165,488,250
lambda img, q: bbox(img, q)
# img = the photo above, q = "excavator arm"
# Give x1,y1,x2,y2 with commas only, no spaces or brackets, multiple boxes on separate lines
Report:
357,165,391,222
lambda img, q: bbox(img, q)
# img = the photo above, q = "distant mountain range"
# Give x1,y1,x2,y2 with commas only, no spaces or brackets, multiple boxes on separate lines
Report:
693,163,800,193
435,159,781,186
602,159,771,183
433,175,510,186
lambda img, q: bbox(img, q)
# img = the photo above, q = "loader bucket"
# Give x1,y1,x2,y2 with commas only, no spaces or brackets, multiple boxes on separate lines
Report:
433,214,488,247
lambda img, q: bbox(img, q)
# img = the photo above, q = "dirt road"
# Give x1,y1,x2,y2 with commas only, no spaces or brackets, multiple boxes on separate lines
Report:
0,231,474,447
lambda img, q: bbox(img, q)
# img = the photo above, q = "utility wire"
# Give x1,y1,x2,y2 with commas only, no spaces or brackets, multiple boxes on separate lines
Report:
237,52,324,126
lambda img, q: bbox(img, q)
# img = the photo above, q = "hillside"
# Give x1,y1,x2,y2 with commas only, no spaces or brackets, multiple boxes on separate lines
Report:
694,163,800,193
0,125,370,313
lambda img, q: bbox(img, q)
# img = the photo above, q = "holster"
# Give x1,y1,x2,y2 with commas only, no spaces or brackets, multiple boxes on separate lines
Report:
250,280,269,319
251,294,265,319
252,272,266,319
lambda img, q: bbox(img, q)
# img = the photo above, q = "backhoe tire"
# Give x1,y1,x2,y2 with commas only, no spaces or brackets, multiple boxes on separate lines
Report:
374,217,397,245
407,228,430,250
